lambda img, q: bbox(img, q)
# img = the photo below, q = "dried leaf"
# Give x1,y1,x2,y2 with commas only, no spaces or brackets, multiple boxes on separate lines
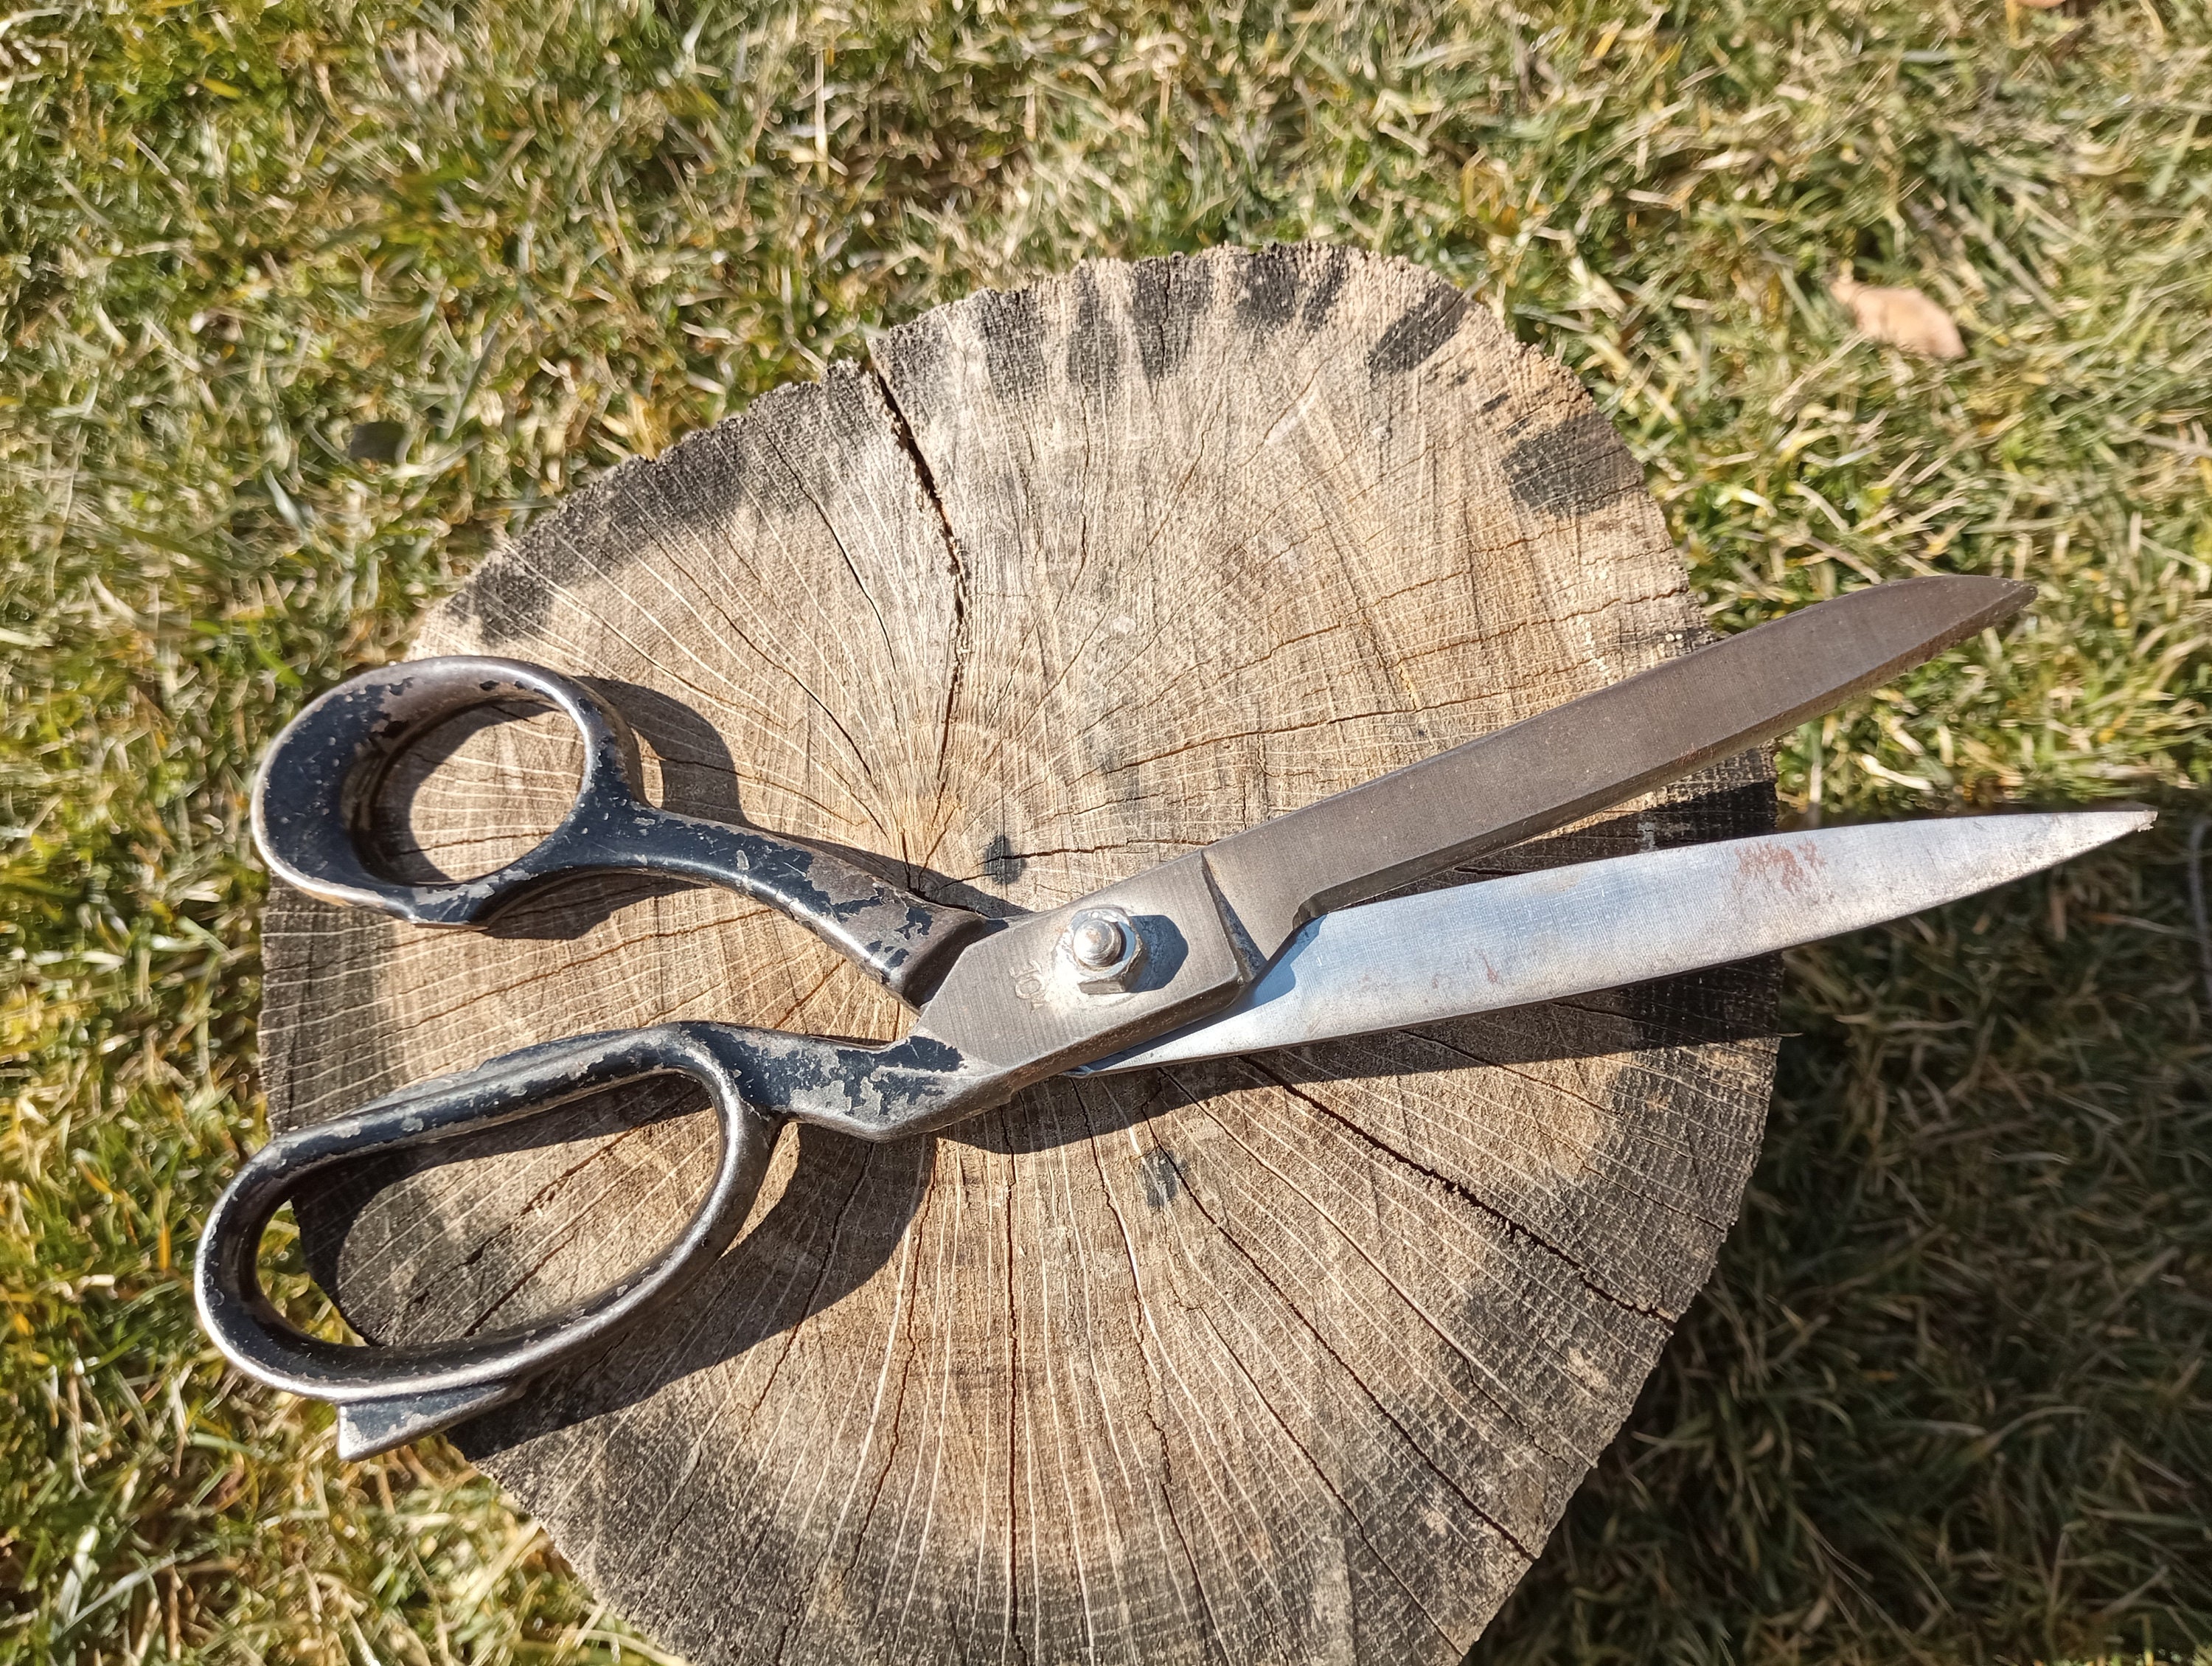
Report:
1830,273,1966,358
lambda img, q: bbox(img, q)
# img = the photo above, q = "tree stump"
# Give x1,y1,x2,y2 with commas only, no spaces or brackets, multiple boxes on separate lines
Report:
261,245,1777,1665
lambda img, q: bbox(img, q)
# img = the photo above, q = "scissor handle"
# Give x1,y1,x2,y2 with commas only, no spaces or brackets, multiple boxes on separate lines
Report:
251,656,984,1000
195,1022,782,1457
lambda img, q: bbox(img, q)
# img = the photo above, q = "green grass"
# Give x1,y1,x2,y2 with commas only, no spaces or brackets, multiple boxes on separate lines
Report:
4,0,2209,1659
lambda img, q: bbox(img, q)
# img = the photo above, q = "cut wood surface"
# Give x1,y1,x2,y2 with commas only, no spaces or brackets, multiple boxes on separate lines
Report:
261,244,1778,1665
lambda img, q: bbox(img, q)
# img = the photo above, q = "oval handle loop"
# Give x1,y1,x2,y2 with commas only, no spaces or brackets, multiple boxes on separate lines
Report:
251,656,987,998
251,656,647,929
194,1023,779,1455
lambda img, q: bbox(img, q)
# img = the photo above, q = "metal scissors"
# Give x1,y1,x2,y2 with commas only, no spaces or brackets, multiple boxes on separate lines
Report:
196,576,2150,1457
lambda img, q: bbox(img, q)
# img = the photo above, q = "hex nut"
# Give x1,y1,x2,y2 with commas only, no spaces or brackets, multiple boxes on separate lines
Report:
1062,906,1145,993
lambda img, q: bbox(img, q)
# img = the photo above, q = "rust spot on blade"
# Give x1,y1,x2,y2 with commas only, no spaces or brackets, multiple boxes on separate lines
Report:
1733,837,1829,897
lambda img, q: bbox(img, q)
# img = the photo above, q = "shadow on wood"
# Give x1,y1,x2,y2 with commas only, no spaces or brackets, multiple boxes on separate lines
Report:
262,245,1781,1666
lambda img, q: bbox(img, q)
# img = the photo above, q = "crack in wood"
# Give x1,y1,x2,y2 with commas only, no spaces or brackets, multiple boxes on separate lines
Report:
1175,1080,1580,1462
268,247,1778,1665
1247,1061,1680,1327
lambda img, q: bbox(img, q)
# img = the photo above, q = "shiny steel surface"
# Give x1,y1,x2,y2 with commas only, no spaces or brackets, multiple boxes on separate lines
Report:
1200,576,2031,959
1089,811,2152,1073
204,577,2130,1454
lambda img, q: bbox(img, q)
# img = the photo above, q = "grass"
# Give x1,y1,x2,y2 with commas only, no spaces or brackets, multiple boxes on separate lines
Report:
2,0,2209,1659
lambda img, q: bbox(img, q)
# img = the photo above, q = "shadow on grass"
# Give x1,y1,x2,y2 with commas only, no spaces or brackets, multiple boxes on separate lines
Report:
1469,796,2212,1664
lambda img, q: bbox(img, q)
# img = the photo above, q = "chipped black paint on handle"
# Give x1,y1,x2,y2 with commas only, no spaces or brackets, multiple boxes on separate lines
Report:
198,1016,1012,1451
195,1024,783,1454
248,247,1810,1666
251,656,987,1001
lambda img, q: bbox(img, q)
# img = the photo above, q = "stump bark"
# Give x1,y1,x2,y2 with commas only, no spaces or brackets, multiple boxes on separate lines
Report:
262,245,1778,1665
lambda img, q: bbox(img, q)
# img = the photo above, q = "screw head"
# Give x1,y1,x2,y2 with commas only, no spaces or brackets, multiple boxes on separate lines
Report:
1062,906,1144,993
1068,914,1127,970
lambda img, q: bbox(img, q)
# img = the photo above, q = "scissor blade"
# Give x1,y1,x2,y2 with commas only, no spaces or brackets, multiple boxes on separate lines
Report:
1084,811,2149,1074
1201,577,2029,960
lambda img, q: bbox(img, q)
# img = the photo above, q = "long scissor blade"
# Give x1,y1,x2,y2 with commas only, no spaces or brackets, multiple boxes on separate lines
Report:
1201,577,2030,959
1085,811,2149,1074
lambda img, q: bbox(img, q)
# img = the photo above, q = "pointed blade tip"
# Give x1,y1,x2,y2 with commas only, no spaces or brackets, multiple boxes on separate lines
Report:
2059,804,2156,846
1930,572,2034,625
1882,572,2033,636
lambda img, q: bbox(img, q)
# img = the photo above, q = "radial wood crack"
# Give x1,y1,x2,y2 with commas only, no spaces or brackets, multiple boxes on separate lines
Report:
262,246,1780,1665
1245,1063,1678,1326
872,365,972,827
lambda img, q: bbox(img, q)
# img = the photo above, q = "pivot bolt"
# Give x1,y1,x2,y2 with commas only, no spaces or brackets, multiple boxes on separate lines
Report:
1062,905,1145,993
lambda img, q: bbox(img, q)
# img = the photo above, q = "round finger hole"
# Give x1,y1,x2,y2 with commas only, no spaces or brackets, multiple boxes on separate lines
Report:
293,1073,723,1347
363,698,589,885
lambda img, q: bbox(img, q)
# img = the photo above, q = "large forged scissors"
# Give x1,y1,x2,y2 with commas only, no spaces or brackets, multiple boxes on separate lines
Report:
196,577,2149,1457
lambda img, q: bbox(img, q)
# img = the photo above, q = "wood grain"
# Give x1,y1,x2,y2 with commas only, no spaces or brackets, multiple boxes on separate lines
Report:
262,245,1777,1665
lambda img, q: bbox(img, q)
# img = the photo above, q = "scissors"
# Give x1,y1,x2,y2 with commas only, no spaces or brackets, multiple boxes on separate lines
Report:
196,576,2151,1457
